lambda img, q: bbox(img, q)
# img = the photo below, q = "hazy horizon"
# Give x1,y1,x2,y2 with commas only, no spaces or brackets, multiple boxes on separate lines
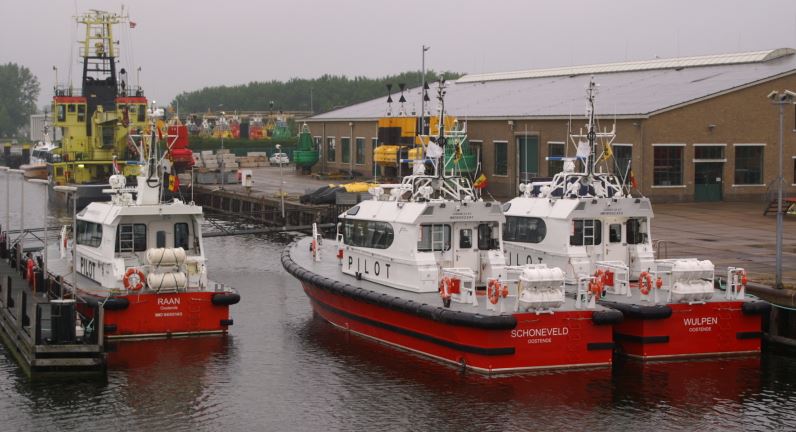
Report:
3,0,796,110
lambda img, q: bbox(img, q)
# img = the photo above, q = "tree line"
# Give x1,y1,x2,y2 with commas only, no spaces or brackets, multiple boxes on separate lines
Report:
0,63,39,139
171,70,461,115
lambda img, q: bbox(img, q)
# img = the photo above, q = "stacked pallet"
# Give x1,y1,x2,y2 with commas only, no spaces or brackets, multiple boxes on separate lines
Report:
237,152,268,168
192,150,238,172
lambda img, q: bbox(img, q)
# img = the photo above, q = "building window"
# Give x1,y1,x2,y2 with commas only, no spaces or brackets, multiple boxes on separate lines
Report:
326,137,336,162
653,145,683,186
76,221,103,248
355,138,365,164
547,142,565,176
734,145,764,185
469,140,483,172
313,136,321,154
613,144,633,182
504,216,547,243
695,145,725,160
417,224,451,252
341,137,351,163
494,141,508,176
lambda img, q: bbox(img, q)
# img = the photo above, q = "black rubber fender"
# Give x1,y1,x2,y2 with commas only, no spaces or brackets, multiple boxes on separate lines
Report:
212,292,241,306
592,308,624,325
742,300,771,315
103,297,130,311
598,300,672,320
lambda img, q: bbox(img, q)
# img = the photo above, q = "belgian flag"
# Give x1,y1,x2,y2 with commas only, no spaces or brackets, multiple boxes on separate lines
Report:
473,173,488,189
168,173,180,192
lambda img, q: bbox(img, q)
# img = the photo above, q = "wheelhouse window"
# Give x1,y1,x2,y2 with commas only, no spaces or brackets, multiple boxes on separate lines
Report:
326,137,336,162
734,145,764,185
653,145,683,186
136,104,145,122
459,229,472,249
478,223,500,250
76,221,103,248
626,218,648,245
417,224,451,252
57,104,66,122
115,224,147,252
609,224,622,243
503,216,547,244
77,104,86,122
494,141,508,176
175,223,190,250
570,219,602,246
342,219,394,249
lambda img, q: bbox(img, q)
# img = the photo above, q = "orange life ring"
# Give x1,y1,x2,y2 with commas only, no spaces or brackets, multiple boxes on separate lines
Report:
439,276,452,300
487,279,502,305
639,271,653,295
740,269,748,286
123,267,146,291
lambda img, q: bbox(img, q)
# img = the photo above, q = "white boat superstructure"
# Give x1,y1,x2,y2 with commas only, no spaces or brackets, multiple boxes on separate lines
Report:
54,106,210,294
503,78,714,300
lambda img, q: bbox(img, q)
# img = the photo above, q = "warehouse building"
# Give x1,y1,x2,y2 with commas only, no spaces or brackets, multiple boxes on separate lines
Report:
306,48,796,202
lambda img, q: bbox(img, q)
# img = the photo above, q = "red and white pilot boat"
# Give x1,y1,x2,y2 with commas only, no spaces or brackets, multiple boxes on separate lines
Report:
502,78,769,359
48,105,240,339
282,82,622,374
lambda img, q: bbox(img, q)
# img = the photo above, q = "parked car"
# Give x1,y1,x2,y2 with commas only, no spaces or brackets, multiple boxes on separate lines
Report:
270,152,290,164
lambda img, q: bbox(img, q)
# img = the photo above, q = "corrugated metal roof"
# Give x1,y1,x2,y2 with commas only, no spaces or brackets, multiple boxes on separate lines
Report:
310,48,796,121
457,48,795,83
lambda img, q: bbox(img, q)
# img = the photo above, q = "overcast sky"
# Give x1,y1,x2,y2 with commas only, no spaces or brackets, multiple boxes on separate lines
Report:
3,0,796,109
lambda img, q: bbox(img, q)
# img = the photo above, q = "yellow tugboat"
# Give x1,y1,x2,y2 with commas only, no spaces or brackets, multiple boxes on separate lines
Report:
50,9,148,207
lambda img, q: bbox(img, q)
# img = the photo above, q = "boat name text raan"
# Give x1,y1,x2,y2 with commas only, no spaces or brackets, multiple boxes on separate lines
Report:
157,297,181,306
348,257,391,278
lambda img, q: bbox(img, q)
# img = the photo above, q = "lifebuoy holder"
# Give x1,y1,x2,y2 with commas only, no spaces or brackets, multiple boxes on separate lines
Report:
639,271,653,295
487,279,506,305
123,267,146,291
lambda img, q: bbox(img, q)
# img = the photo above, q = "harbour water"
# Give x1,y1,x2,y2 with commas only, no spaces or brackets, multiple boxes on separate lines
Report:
1,180,796,431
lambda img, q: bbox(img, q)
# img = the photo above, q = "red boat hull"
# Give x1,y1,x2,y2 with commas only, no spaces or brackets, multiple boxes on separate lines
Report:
613,301,762,359
302,281,615,373
78,291,234,339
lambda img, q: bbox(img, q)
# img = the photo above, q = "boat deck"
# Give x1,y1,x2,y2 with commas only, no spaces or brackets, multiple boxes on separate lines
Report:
288,237,611,316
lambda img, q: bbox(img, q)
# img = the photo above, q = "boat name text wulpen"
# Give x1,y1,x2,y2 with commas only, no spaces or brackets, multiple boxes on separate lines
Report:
349,257,391,278
684,317,718,326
